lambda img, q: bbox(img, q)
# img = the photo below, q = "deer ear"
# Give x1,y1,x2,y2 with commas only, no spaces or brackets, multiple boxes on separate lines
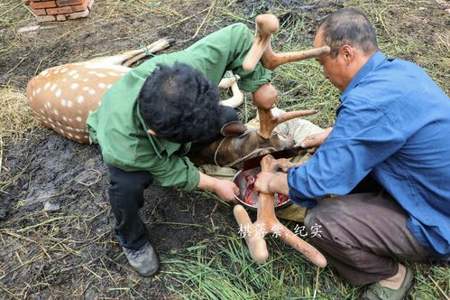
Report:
221,121,247,137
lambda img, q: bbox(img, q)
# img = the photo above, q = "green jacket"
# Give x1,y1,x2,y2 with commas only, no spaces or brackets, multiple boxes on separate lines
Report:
87,23,272,191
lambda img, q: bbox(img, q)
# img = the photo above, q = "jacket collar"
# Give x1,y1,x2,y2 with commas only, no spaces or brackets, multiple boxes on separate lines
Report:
341,50,386,99
135,103,187,158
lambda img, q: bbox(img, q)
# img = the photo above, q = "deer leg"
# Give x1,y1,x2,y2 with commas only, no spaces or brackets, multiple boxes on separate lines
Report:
87,38,174,68
122,38,175,67
219,75,244,108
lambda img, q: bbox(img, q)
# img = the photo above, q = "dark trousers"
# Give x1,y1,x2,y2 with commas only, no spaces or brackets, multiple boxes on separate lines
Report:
304,177,435,286
107,165,153,250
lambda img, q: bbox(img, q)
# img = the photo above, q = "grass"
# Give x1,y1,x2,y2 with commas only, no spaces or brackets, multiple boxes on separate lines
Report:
163,235,355,299
162,1,450,299
0,87,38,142
0,0,449,299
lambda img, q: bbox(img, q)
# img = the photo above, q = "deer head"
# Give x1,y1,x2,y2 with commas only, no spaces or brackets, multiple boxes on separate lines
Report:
188,83,316,168
189,13,327,168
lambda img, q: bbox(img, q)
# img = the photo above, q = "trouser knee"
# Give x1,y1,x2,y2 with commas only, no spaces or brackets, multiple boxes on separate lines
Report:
107,165,153,208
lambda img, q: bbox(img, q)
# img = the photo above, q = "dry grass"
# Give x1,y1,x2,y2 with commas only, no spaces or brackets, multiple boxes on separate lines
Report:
0,87,39,177
0,0,449,299
0,87,38,142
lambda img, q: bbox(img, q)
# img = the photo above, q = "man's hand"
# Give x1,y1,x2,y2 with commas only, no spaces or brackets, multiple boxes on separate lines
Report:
260,154,295,173
254,171,274,193
212,179,239,203
255,171,290,195
301,127,333,148
198,172,239,203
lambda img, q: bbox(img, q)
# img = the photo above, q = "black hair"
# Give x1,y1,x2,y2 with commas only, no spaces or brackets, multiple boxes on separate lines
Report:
319,8,378,57
138,63,238,144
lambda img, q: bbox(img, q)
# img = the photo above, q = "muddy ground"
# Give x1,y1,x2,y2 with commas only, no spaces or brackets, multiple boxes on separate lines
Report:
1,0,449,298
1,127,237,298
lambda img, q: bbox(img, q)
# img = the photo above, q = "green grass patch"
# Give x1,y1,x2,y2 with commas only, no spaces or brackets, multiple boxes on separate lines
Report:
164,234,360,299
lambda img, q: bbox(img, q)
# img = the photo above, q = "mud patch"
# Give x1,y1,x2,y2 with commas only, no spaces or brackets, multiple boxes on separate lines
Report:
0,128,236,298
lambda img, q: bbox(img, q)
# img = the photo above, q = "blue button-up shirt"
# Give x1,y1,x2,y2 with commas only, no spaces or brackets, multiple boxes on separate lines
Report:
288,51,450,257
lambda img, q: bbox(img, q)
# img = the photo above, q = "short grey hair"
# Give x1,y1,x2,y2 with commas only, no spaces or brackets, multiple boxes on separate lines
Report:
319,8,378,57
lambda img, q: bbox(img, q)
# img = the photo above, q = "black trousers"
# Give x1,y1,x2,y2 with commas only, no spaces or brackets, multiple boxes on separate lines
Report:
107,165,153,250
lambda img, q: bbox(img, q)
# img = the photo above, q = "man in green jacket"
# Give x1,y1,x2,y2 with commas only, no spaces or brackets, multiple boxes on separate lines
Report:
86,23,273,276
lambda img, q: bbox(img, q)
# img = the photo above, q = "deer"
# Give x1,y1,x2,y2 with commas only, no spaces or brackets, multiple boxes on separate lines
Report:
26,13,328,267
26,14,328,155
26,38,246,144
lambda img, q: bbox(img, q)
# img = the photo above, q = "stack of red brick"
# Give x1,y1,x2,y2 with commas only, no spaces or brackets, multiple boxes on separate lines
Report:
26,0,95,22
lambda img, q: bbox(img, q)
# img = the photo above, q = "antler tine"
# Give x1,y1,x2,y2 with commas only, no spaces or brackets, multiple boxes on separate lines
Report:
233,205,269,264
253,84,317,139
233,155,327,267
278,224,327,267
262,44,331,70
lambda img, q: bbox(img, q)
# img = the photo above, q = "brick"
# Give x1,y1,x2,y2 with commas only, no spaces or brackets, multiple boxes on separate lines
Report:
68,10,89,19
36,15,56,22
56,14,67,21
46,6,73,15
31,8,47,16
30,1,56,9
56,0,83,5
72,3,88,12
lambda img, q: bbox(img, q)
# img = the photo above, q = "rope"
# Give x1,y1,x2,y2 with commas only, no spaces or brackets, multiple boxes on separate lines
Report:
213,136,277,168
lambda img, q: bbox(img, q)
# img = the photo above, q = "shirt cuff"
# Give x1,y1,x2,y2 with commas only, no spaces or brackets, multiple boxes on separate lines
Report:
182,159,201,191
287,168,318,208
238,65,272,92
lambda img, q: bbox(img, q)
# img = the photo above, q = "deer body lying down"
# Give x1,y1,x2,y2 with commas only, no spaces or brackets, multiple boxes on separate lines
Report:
26,39,175,144
26,43,313,165
27,62,127,144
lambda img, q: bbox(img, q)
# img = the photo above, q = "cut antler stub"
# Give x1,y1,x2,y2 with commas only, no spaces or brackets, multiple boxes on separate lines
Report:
234,155,327,267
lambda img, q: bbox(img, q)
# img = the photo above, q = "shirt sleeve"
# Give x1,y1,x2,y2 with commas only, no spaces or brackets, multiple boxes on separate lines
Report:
287,97,406,207
134,149,200,191
101,129,200,192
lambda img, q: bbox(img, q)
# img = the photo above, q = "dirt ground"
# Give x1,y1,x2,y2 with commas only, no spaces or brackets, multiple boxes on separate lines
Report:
1,0,449,298
0,1,342,298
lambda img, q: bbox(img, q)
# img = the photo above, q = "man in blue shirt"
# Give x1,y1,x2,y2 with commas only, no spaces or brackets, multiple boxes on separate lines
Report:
255,8,449,300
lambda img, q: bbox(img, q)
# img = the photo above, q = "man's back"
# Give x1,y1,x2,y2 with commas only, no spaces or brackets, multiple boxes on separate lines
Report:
343,52,450,256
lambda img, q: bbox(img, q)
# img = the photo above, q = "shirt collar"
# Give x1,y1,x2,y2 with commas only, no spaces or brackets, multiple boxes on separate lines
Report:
135,102,186,158
342,50,386,98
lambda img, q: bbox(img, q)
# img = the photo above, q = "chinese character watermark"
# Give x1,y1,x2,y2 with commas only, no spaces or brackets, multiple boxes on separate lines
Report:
237,223,323,239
